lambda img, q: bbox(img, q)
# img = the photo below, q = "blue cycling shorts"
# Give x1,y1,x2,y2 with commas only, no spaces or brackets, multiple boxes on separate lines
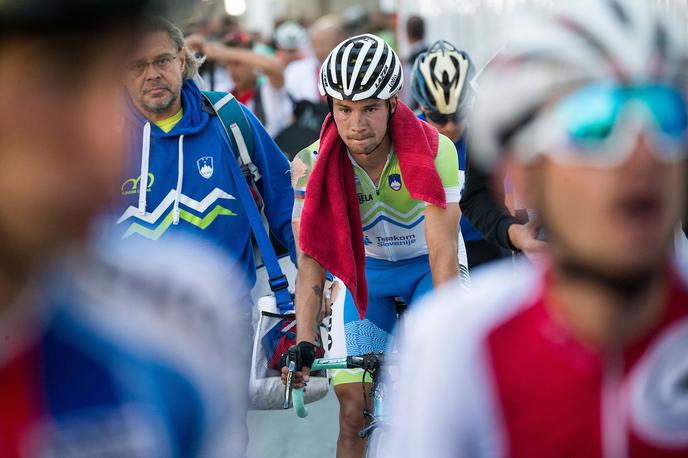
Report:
331,255,432,386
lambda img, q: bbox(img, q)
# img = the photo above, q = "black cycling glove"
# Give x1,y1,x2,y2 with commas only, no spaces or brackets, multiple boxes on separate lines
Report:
295,341,316,370
280,341,317,371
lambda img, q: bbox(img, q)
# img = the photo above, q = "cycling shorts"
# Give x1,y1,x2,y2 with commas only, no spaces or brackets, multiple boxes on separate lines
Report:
331,254,433,386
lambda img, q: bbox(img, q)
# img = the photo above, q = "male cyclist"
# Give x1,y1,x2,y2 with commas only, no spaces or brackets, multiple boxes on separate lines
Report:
385,0,688,456
411,40,506,268
286,34,463,457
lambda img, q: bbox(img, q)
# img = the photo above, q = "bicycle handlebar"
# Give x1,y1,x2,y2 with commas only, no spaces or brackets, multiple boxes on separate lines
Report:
293,387,309,417
291,354,384,418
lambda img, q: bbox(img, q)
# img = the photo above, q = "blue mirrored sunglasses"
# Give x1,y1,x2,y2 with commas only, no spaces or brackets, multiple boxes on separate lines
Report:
553,82,688,162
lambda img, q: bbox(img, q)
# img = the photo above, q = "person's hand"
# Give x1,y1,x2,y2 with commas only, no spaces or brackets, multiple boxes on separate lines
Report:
508,220,549,263
279,341,317,388
184,33,206,53
280,365,311,388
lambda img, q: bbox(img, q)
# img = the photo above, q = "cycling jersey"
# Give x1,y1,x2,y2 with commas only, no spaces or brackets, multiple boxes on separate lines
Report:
0,236,247,457
293,134,464,386
292,134,462,262
384,260,688,458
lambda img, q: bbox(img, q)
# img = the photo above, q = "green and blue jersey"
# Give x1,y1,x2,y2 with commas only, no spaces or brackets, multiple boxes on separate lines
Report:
292,134,461,261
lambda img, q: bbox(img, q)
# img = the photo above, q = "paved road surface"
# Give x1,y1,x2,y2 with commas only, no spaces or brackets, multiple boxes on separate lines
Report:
248,389,339,458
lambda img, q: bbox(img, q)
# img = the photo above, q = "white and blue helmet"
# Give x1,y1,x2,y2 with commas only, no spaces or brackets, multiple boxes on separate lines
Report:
319,33,403,101
471,0,688,167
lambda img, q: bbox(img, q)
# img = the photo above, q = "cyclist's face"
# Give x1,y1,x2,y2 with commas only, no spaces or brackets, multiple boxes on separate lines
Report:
333,98,395,156
0,35,129,269
424,115,464,143
123,31,185,121
514,133,686,275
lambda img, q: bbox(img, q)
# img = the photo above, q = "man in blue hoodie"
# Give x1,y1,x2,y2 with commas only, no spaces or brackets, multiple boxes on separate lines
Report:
119,17,296,291
118,16,296,455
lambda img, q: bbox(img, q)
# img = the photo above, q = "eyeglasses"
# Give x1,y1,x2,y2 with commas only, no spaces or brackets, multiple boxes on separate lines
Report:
126,54,178,77
515,82,688,167
423,109,462,126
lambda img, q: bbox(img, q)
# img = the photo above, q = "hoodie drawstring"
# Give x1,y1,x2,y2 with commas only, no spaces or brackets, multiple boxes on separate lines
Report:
138,122,151,215
173,134,185,225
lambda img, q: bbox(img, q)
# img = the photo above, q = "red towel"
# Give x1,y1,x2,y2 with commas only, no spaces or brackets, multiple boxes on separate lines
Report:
299,100,445,319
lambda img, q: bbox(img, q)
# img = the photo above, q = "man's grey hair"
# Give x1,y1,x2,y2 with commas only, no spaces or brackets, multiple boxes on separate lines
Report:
143,16,205,80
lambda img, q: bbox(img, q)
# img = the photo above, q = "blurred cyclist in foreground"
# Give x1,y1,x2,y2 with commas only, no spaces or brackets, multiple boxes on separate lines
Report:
0,1,245,455
385,0,688,456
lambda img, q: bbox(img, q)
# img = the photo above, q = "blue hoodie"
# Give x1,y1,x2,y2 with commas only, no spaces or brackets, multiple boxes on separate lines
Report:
115,80,296,290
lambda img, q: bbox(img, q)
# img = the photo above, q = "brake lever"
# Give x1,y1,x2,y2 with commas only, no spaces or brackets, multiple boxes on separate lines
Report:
283,345,298,409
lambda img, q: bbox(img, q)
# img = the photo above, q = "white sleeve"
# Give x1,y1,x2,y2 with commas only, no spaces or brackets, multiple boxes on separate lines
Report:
380,279,508,458
292,197,304,220
445,185,462,203
260,81,293,137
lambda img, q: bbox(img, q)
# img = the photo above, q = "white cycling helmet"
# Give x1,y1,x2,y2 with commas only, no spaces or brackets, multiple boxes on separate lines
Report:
318,33,403,101
275,21,308,51
411,40,475,115
471,0,688,168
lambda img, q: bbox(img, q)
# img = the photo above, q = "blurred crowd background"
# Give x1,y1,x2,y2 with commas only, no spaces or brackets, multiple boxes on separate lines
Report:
174,0,688,158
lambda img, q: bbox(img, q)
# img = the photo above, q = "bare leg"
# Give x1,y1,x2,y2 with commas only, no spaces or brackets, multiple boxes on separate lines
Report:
334,382,372,458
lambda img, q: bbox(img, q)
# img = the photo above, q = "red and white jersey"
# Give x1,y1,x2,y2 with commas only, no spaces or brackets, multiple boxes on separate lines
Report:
384,260,688,458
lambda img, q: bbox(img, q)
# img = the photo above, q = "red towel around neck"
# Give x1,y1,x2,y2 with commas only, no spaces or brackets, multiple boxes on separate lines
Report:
299,100,445,319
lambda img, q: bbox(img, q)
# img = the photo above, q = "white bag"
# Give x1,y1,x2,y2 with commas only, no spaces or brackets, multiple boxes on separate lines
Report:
248,295,329,410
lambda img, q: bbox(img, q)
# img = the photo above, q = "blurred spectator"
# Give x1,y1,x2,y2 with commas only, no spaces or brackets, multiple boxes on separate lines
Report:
405,15,427,62
273,20,308,66
273,98,330,159
284,14,344,104
0,1,246,456
370,11,397,50
186,15,239,90
201,32,293,136
342,5,371,36
275,15,344,157
276,15,344,157
401,15,428,108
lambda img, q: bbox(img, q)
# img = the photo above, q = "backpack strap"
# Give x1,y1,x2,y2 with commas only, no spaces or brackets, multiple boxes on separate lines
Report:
219,123,293,312
204,90,292,311
201,91,262,183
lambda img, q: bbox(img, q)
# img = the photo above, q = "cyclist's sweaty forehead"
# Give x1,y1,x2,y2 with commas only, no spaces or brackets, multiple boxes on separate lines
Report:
332,97,387,110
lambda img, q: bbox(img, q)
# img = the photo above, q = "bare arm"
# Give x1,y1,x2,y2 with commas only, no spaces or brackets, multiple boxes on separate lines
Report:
281,217,325,387
291,218,326,344
203,42,286,88
425,202,460,287
295,252,326,344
